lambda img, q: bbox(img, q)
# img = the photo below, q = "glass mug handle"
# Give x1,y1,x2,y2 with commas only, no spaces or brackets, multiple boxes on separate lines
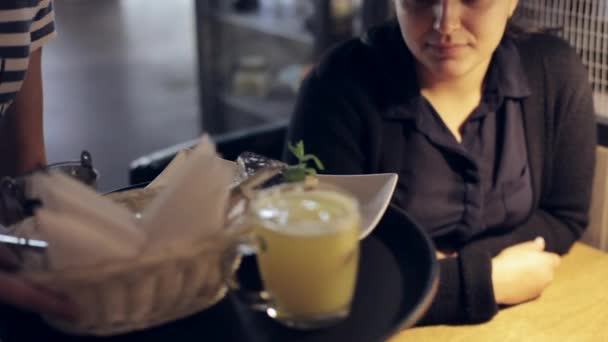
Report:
223,234,271,311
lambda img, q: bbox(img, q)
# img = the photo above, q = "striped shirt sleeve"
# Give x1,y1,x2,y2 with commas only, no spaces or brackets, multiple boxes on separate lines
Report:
0,0,57,116
30,0,56,51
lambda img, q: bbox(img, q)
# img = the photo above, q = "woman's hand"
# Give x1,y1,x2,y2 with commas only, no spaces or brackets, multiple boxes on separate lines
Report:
0,245,77,320
491,237,561,305
436,250,458,260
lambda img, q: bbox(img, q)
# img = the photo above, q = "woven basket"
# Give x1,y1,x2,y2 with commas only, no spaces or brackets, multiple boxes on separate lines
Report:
22,231,241,336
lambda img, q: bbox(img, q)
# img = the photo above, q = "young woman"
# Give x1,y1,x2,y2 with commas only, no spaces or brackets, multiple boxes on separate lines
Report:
284,0,595,325
0,0,76,320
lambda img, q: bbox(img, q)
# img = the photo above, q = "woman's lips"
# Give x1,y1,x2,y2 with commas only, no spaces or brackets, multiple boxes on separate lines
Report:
427,43,468,58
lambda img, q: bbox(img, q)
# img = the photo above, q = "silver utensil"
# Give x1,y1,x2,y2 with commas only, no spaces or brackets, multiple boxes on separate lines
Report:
0,233,48,253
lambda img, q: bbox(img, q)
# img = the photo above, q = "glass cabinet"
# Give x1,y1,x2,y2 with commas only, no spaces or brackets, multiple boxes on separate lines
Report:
194,0,393,134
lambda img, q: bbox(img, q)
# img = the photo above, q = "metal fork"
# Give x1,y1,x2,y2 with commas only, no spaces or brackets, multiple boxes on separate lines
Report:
0,218,48,259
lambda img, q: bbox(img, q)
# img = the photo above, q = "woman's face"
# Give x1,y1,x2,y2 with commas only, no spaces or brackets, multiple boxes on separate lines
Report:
395,0,519,81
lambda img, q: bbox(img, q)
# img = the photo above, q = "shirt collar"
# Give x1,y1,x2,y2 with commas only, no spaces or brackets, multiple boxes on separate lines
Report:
375,27,532,120
484,38,532,99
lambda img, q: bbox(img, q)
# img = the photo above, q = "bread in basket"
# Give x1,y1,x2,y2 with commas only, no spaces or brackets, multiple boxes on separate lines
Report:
16,186,243,336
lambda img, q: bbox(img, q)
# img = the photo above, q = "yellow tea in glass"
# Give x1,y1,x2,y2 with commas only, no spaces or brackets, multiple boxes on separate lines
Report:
249,184,361,329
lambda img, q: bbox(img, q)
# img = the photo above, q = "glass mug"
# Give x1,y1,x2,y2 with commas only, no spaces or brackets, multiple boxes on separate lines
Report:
230,183,361,330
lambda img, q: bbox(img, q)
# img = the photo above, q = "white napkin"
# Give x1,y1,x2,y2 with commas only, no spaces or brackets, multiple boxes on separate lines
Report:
35,209,143,269
30,172,144,243
26,172,146,270
145,150,190,190
140,135,232,245
146,149,237,189
22,135,231,271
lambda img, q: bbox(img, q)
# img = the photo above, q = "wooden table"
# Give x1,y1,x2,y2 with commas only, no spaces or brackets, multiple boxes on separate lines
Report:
391,243,608,342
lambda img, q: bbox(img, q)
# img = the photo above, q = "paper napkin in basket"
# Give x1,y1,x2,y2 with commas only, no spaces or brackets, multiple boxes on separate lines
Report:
11,135,240,336
35,210,144,269
26,172,146,270
145,149,190,190
139,135,232,246
146,149,238,190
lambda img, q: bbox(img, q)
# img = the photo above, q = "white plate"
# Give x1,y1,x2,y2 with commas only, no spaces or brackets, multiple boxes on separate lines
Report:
217,158,398,239
316,173,398,239
145,157,398,239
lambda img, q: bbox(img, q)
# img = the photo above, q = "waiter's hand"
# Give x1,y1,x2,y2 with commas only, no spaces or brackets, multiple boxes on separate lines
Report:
0,245,77,320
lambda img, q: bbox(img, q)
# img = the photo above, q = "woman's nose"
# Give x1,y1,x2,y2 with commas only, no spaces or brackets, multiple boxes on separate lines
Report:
432,0,462,34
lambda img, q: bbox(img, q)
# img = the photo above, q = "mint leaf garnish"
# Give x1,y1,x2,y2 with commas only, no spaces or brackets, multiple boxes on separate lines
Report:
284,141,324,182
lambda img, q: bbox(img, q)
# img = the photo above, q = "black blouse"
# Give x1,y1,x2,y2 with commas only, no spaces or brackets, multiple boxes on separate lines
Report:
393,39,534,250
284,21,596,325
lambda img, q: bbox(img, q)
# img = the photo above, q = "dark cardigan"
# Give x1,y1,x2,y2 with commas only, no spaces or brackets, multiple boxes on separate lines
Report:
283,22,596,325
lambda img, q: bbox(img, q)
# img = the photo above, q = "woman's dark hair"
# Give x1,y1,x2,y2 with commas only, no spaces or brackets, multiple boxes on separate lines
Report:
505,4,562,38
505,5,529,38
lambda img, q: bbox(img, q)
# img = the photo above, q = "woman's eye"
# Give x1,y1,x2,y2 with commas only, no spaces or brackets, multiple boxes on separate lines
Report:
400,0,493,8
401,0,437,8
462,0,493,7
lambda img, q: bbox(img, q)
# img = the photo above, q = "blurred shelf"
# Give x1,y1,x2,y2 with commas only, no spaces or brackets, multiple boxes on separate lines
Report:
196,0,393,134
218,93,295,121
213,10,313,45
